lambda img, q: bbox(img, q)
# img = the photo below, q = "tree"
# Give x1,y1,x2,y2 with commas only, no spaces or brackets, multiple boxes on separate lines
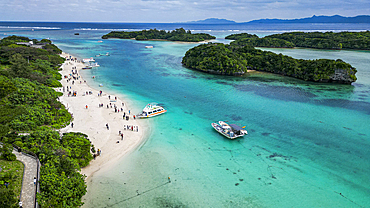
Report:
9,54,31,78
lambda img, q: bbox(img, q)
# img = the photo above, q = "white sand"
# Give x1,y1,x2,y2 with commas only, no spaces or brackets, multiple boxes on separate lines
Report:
57,52,149,179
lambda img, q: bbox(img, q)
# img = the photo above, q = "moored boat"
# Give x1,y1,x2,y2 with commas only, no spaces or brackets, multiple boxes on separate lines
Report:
82,66,92,69
211,121,248,139
137,103,166,118
82,57,95,63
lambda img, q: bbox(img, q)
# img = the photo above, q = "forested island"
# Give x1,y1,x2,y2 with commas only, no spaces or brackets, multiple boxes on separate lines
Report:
182,42,357,84
0,36,94,207
102,28,216,42
226,31,370,50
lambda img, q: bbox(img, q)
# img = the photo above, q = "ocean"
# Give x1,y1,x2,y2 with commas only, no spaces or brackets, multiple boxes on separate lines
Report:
1,22,370,207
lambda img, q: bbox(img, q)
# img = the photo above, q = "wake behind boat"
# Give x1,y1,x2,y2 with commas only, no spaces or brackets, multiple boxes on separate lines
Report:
137,103,166,118
211,121,248,139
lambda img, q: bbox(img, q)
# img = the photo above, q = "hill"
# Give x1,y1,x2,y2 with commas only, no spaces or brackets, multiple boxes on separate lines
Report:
247,15,370,24
185,18,237,24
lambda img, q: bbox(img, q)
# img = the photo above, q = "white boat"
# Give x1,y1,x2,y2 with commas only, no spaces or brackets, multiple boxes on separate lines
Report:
211,121,248,139
82,57,95,63
145,46,153,48
137,103,166,118
89,62,100,67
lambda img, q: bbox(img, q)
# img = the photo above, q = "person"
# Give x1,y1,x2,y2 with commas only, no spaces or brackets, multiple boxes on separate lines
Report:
93,154,96,160
121,133,123,140
106,123,109,130
97,149,100,156
86,105,88,109
119,130,121,135
34,177,37,185
19,201,22,208
129,110,130,115
134,115,136,119
71,123,74,128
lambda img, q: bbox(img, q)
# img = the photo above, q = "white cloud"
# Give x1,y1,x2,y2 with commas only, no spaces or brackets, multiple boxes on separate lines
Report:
0,0,369,22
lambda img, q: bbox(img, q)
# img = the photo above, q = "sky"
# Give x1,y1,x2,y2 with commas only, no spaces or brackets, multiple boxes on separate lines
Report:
1,0,369,23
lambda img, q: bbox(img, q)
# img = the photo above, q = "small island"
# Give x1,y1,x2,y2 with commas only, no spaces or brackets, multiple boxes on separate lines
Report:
182,42,357,84
226,31,370,50
102,28,216,42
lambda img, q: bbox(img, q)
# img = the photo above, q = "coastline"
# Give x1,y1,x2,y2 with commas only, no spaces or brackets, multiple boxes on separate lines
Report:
57,52,150,180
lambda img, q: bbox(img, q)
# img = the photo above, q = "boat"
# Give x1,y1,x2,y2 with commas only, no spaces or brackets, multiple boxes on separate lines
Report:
100,52,110,56
82,66,92,69
82,57,95,63
145,46,153,48
74,33,79,35
211,121,248,139
89,62,100,67
137,103,166,118
97,40,103,43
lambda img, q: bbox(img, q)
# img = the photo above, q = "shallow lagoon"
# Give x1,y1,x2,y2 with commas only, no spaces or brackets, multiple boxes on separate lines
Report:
1,23,369,207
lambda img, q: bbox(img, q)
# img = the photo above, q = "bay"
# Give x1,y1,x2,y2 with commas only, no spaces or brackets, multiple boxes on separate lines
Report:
1,22,369,207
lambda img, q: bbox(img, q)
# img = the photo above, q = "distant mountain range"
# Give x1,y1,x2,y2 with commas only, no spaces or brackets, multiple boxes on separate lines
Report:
186,15,370,24
185,18,236,24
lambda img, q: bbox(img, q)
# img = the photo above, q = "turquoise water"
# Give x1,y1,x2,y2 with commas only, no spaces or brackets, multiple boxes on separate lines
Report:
1,23,370,207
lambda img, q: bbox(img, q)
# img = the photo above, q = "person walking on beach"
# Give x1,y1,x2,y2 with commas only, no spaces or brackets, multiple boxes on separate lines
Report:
71,123,74,128
106,123,109,130
129,110,130,115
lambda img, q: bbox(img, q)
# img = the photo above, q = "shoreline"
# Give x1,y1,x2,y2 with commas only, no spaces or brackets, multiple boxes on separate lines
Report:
57,52,150,180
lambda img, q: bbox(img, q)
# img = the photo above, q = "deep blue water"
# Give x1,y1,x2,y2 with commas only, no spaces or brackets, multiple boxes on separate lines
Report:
1,22,370,207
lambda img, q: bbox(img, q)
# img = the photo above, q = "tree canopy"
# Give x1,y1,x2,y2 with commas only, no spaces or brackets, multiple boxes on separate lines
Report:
0,35,94,207
102,28,216,42
182,42,357,83
226,31,370,50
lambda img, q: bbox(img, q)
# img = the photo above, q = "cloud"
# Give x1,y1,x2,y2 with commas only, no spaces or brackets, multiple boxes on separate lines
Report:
0,0,369,22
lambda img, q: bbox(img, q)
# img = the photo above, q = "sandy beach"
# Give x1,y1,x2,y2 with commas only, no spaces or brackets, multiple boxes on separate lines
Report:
56,52,149,179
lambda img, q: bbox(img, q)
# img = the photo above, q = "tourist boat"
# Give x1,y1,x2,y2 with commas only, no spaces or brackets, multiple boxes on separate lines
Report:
145,46,153,48
137,103,166,118
82,57,95,63
82,66,92,69
211,121,248,139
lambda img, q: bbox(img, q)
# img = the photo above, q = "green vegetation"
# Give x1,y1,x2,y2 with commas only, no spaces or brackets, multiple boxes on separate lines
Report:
182,42,357,83
226,31,370,50
0,36,95,207
102,28,216,42
0,159,24,208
